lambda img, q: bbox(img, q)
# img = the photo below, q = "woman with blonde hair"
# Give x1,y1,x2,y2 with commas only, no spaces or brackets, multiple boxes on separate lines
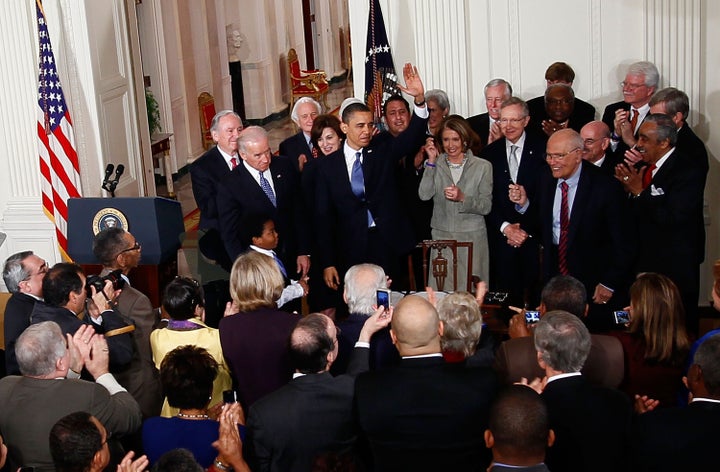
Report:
219,251,299,409
611,272,690,407
436,292,483,363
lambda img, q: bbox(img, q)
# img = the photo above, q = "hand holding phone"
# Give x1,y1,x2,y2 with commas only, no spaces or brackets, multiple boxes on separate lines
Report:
376,289,391,312
524,310,541,325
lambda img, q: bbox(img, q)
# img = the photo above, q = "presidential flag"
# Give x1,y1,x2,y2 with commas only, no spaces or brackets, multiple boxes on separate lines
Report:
364,0,400,126
37,0,82,260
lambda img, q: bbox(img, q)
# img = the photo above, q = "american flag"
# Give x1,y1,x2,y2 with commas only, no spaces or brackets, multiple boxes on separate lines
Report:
37,0,82,260
364,0,400,128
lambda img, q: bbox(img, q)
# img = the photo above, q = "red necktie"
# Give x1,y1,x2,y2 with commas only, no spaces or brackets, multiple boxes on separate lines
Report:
558,181,570,275
230,157,238,170
629,108,639,133
642,163,656,189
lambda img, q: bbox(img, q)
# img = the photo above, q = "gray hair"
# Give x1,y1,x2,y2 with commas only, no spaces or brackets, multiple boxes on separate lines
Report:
209,110,241,133
3,251,34,293
500,96,529,117
643,113,678,147
426,89,450,112
291,97,322,124
627,61,660,89
484,79,513,99
16,321,67,377
237,126,269,155
693,333,720,396
534,310,591,373
649,87,689,121
344,264,387,315
437,292,483,357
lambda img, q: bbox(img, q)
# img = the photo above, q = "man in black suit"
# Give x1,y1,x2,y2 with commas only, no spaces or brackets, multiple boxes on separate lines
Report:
528,84,594,137
527,61,596,132
189,110,244,270
217,126,310,278
245,310,391,472
580,120,621,175
632,333,720,471
355,295,497,470
614,114,705,334
514,129,633,328
2,251,47,375
278,97,321,172
522,310,632,472
480,97,546,306
601,61,659,150
467,78,512,148
314,63,427,288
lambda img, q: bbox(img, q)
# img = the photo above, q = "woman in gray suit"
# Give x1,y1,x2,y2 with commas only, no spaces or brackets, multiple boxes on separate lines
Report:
419,115,493,289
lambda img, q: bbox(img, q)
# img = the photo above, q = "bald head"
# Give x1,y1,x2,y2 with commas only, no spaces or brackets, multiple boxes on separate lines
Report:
390,295,442,356
580,121,611,164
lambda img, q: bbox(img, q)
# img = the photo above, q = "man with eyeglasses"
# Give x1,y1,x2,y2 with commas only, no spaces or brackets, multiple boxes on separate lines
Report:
601,61,660,150
512,129,633,332
93,227,162,418
580,121,621,175
2,251,47,375
480,97,547,307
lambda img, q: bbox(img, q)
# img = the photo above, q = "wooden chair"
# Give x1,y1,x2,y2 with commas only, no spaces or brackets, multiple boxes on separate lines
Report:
408,240,475,292
198,92,216,150
287,48,329,110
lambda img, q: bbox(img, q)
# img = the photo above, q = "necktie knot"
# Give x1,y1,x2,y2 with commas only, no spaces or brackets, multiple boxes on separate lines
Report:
230,157,238,170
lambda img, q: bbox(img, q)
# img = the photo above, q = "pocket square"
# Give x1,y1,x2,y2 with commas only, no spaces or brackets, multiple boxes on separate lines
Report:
650,185,664,196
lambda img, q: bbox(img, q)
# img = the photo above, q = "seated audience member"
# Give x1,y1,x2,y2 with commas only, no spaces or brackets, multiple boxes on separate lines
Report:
29,262,134,371
50,412,149,472
151,277,232,417
527,310,632,472
331,264,398,375
279,97,322,172
485,385,554,472
151,449,204,472
143,345,244,468
527,62,596,131
355,295,497,470
219,251,299,410
425,89,450,136
436,291,492,366
529,83,592,137
495,275,625,388
610,273,690,407
246,310,390,471
2,250,47,375
241,213,308,310
632,333,720,471
467,78,513,148
0,321,141,471
93,227,162,418
580,120,620,175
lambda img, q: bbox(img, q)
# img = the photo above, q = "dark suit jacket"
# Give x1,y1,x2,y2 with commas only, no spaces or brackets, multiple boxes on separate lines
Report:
219,307,299,410
466,112,490,148
676,124,709,264
601,100,631,132
279,131,312,173
355,356,496,471
3,292,38,375
217,156,309,268
330,313,399,376
190,146,233,231
542,375,632,472
314,113,427,273
245,347,370,472
631,400,720,471
493,334,624,388
527,96,596,134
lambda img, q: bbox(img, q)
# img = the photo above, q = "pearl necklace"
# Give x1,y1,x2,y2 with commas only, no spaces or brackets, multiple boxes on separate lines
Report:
177,412,209,419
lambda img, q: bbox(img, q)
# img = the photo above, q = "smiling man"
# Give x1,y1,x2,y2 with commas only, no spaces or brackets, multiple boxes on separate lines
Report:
467,78,513,148
279,97,322,172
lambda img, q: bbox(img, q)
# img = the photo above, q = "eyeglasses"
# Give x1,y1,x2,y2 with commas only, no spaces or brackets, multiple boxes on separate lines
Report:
498,117,526,125
583,138,601,146
116,241,141,256
545,148,581,161
23,260,48,281
621,81,646,90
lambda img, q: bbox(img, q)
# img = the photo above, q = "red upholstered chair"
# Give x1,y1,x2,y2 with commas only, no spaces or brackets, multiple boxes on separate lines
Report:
287,48,329,110
198,92,216,150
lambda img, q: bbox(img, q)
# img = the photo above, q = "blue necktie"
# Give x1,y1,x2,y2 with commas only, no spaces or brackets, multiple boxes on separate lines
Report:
259,171,277,207
272,251,288,278
351,152,374,227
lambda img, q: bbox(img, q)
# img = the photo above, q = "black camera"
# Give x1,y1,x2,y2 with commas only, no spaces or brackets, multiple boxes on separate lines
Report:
85,269,126,297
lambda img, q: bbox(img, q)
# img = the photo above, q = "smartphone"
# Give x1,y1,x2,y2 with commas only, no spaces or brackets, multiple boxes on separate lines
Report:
222,389,238,404
613,310,631,324
524,310,541,325
376,289,391,312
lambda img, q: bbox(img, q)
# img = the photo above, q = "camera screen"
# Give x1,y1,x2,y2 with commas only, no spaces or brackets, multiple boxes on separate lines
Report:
376,290,390,310
525,311,541,324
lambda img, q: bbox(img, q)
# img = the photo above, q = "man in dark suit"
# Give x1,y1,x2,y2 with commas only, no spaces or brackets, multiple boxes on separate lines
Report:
189,110,244,271
580,120,621,175
245,310,391,471
355,295,497,470
614,114,705,334
632,333,720,471
522,310,632,472
314,63,427,288
528,84,594,137
93,227,162,418
467,78,512,148
480,97,546,306
2,251,47,375
527,61,596,131
217,125,310,278
278,97,321,172
514,129,633,328
601,61,659,150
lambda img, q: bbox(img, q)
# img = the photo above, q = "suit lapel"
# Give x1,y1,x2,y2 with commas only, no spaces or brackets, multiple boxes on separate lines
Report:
237,162,275,209
567,164,592,243
269,161,284,204
517,141,539,185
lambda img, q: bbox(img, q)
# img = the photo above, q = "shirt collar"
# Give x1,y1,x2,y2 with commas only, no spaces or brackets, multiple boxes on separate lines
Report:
691,397,720,405
560,161,583,187
401,353,443,360
653,147,675,171
546,371,581,384
506,131,527,149
250,245,275,257
217,146,237,168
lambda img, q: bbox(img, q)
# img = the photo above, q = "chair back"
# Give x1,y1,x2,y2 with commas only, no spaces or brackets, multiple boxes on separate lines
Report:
198,92,216,150
288,48,302,87
409,240,475,292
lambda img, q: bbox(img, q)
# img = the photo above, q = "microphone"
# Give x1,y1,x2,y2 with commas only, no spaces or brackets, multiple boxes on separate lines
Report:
103,164,114,184
114,164,125,180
